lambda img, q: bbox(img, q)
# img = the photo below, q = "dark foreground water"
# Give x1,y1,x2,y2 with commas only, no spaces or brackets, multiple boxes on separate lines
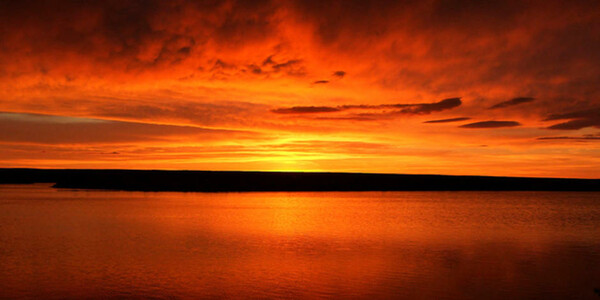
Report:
1,184,599,299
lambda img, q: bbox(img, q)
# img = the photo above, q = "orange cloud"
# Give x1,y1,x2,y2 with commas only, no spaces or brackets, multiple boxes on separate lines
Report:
0,0,599,177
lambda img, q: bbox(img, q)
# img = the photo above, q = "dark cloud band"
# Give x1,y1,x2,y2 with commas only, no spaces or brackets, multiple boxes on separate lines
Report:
544,108,600,130
424,117,471,123
460,121,521,128
272,97,462,116
489,97,535,109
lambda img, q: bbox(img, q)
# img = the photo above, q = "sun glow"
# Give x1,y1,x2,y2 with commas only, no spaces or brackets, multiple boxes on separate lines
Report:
0,1,599,177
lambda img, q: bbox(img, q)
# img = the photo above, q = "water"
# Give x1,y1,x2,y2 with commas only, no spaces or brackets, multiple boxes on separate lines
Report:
1,184,599,299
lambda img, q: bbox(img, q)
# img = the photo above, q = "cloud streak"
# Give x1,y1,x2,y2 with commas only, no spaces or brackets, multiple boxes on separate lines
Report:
272,98,462,117
0,112,255,145
333,71,346,78
537,136,600,141
424,117,471,124
459,121,521,129
0,1,599,177
544,108,600,130
489,97,535,109
271,106,341,114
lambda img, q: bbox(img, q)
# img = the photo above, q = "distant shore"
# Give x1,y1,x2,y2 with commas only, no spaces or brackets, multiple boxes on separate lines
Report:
0,168,598,192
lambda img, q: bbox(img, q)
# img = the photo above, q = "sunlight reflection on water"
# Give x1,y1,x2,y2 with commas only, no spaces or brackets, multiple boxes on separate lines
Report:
1,184,599,299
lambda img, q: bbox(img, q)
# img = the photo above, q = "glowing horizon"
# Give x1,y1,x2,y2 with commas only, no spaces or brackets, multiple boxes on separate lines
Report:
0,1,599,178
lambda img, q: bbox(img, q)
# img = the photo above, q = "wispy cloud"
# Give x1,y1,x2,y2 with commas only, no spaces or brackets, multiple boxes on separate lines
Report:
460,121,521,128
489,97,535,109
544,108,600,130
537,136,600,141
271,106,341,114
0,112,255,144
333,71,346,78
424,117,471,123
272,60,302,71
1,1,600,176
272,98,462,117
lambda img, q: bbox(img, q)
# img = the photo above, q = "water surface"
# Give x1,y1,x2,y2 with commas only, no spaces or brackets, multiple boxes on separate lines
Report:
1,184,599,299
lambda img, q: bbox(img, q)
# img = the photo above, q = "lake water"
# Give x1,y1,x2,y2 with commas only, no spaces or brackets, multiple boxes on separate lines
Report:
1,184,599,299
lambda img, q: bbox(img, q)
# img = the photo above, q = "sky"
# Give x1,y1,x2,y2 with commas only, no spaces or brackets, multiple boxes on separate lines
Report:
0,0,599,178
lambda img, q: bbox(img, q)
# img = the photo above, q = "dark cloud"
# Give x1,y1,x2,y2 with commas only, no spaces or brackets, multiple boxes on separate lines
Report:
315,116,378,121
489,97,535,109
313,80,329,84
288,0,600,117
2,1,599,135
247,64,262,74
272,59,302,70
392,97,462,115
424,117,471,123
334,98,462,115
333,71,346,78
272,106,341,114
262,55,275,66
288,0,535,47
544,108,600,130
94,100,267,127
212,59,235,70
203,56,305,78
203,55,307,79
459,121,521,129
0,1,196,69
0,0,283,74
0,112,252,144
545,108,600,121
537,136,600,141
210,0,277,47
272,98,462,116
547,119,599,130
152,35,196,65
427,0,527,32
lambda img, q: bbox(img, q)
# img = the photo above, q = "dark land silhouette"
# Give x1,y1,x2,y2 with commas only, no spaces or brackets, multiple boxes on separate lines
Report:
0,168,598,192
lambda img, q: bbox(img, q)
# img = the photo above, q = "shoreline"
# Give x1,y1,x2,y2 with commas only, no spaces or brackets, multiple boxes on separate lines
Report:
1,169,598,192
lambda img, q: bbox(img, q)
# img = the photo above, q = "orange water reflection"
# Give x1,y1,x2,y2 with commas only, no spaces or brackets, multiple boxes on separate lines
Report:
1,185,599,299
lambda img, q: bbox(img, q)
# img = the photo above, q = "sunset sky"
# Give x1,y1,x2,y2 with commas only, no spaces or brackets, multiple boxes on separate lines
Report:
0,0,599,178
